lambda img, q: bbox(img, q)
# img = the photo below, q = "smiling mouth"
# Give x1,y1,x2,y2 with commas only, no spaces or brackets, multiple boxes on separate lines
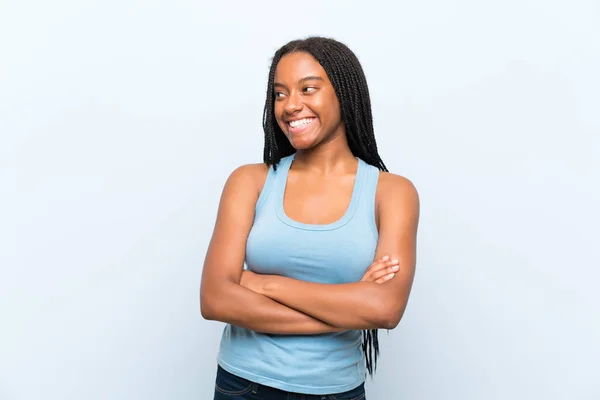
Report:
287,117,316,134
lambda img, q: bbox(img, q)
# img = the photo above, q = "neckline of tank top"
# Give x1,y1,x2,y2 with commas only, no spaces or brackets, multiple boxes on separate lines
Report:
275,153,366,231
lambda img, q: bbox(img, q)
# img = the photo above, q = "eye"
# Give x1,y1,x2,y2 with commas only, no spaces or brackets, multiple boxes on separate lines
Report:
274,91,286,98
303,87,317,93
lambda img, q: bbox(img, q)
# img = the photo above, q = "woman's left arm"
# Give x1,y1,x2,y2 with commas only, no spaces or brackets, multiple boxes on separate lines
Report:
243,173,420,330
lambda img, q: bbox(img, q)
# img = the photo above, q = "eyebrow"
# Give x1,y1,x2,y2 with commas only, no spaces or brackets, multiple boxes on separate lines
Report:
274,75,325,88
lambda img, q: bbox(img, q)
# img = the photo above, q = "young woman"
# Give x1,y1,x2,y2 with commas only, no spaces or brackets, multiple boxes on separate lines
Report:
200,36,420,400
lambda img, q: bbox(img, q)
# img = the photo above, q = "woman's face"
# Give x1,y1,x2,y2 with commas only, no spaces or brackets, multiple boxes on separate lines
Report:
273,52,344,150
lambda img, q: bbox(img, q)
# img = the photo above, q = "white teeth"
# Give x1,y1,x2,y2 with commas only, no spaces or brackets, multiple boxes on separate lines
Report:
289,118,314,128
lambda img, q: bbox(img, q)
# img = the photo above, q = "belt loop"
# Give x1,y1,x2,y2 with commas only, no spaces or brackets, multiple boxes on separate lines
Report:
251,382,259,394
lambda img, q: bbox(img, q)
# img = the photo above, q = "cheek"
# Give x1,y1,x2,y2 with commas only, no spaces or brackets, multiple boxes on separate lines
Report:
273,103,286,130
320,95,341,126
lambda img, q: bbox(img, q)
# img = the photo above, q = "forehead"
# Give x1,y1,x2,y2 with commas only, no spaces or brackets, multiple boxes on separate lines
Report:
274,52,330,83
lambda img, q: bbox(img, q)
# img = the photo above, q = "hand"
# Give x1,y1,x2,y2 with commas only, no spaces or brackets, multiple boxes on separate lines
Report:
360,256,399,283
239,270,264,294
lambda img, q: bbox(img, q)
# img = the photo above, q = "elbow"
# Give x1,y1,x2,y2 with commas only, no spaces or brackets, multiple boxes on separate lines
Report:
370,295,405,330
200,299,214,320
200,302,215,320
200,279,239,321
379,311,402,330
200,290,219,320
366,284,410,329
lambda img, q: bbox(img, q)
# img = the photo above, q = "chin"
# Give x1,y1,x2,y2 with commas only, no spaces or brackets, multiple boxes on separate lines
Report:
287,137,318,150
285,129,321,150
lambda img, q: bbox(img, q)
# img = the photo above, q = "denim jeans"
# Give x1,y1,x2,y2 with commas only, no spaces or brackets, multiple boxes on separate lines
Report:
214,366,366,400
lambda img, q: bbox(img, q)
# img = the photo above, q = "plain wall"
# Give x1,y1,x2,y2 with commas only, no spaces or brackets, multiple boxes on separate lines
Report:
1,0,599,399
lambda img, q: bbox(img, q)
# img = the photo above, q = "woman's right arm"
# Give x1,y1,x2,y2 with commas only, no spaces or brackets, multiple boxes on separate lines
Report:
200,164,342,335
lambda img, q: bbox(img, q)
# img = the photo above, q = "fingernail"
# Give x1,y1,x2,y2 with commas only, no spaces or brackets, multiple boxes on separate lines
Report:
392,259,399,264
392,266,400,271
382,256,390,261
387,273,395,279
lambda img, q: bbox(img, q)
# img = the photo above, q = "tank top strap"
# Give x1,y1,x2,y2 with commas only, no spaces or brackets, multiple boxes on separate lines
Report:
254,154,295,219
272,153,295,194
356,160,380,240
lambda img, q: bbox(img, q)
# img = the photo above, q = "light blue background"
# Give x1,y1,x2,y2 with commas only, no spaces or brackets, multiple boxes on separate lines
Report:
1,1,599,399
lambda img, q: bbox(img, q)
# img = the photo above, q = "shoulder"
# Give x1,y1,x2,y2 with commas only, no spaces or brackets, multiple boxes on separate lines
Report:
222,163,271,200
377,171,418,198
228,163,270,184
376,171,420,216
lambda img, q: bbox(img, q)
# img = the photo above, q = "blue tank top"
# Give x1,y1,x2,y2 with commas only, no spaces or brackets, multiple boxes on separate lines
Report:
217,154,380,395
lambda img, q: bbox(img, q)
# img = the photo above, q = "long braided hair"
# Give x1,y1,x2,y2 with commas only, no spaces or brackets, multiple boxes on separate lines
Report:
262,36,388,376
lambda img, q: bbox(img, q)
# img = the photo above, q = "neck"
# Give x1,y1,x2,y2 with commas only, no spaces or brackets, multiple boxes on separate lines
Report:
293,130,356,175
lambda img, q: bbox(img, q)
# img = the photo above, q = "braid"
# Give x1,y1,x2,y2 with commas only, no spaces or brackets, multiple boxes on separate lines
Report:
262,37,387,376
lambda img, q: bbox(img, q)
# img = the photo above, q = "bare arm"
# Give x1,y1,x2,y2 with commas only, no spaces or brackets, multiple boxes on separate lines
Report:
243,173,420,330
200,164,342,335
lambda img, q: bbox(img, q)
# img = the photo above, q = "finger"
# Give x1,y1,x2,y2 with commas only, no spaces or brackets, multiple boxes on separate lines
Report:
374,273,396,283
363,256,390,280
362,262,397,283
361,258,399,282
364,256,390,272
362,262,399,283
368,264,400,281
368,258,399,274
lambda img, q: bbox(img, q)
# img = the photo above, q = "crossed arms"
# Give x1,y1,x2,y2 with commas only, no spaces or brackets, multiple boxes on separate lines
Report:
200,164,420,334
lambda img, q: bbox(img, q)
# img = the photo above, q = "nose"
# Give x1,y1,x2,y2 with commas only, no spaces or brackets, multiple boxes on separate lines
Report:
284,91,303,115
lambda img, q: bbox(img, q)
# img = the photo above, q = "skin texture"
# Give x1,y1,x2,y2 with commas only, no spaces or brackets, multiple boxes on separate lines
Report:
200,51,419,333
273,52,344,152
